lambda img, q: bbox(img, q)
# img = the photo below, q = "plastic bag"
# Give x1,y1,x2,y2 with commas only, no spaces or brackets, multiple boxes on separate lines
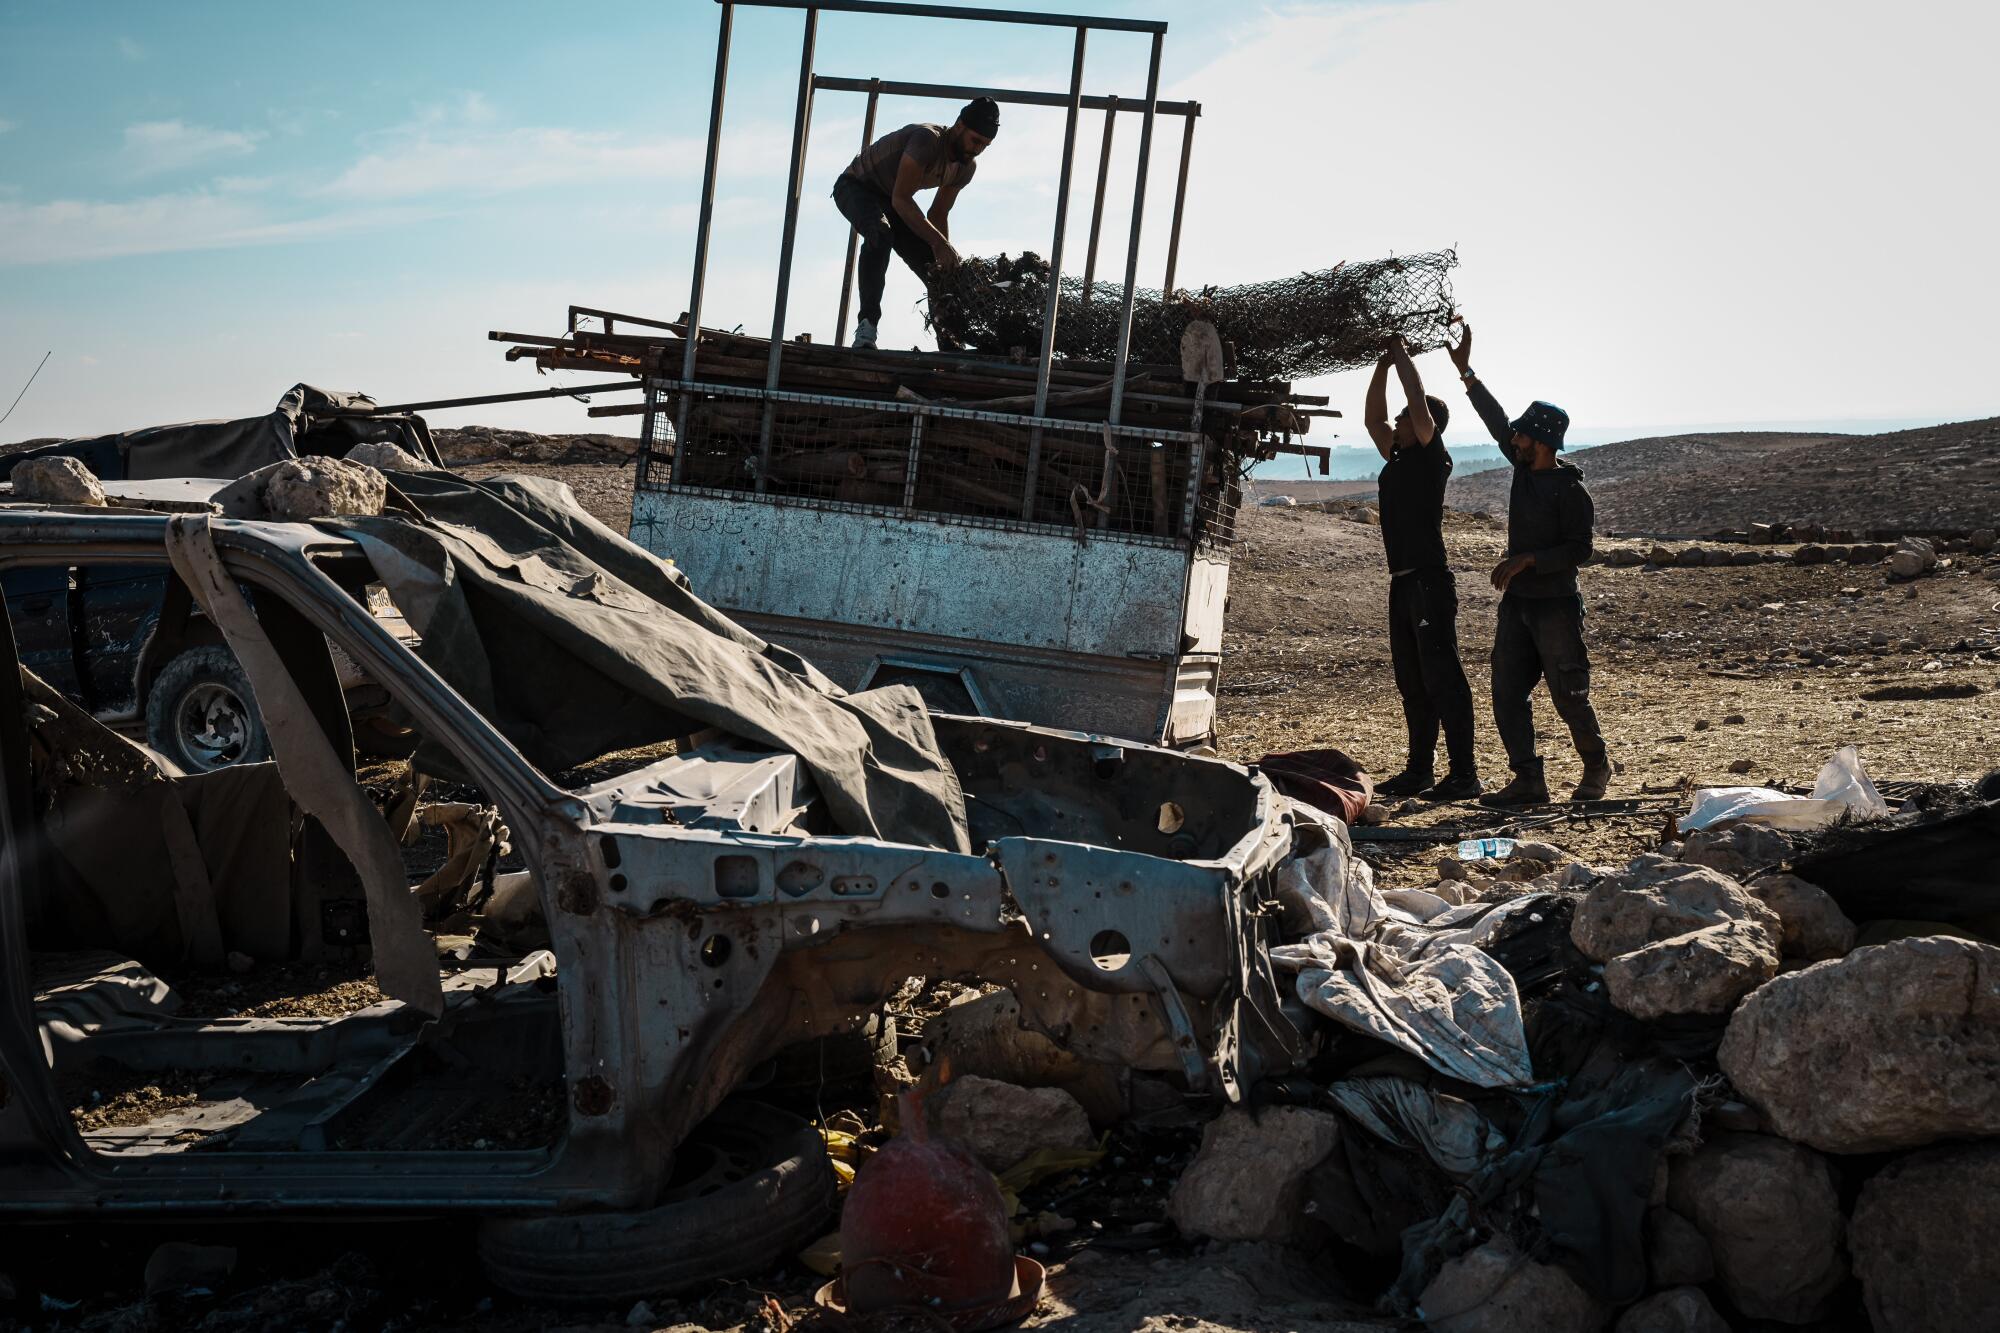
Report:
1679,745,1889,832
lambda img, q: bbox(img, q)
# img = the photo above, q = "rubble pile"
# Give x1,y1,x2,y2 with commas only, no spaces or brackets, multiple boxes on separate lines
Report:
1129,782,2000,1331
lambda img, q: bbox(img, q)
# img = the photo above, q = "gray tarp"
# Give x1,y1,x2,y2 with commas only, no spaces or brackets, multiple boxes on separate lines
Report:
336,472,971,853
4,384,439,484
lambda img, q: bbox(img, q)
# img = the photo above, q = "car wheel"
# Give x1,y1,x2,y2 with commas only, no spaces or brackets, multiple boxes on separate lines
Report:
144,646,272,773
476,1099,836,1304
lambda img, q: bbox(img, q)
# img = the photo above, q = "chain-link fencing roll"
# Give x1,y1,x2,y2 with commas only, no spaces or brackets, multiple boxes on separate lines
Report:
924,249,1458,381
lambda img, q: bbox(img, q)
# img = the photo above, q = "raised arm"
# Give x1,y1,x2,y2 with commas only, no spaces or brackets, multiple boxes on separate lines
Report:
1388,335,1434,444
1364,352,1394,460
891,152,959,269
1449,321,1519,462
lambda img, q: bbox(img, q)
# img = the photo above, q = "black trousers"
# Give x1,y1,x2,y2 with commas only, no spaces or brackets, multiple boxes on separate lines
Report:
1491,593,1607,776
1388,567,1479,777
832,176,935,326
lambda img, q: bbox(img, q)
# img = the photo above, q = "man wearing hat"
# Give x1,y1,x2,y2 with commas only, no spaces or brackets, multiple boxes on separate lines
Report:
1448,322,1612,805
833,97,1000,350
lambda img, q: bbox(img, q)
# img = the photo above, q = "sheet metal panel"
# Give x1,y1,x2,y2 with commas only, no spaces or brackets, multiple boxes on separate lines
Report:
633,489,1191,659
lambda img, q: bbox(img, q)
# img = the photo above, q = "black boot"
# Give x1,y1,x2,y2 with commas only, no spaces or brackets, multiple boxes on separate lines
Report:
1421,772,1484,802
1572,754,1613,802
1375,768,1436,798
1479,767,1550,807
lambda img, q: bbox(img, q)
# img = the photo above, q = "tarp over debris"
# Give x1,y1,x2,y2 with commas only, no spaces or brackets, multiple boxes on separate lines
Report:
3,385,441,485
335,471,972,853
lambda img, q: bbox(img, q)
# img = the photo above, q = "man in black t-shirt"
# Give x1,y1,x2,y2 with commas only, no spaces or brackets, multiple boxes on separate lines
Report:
1364,335,1482,801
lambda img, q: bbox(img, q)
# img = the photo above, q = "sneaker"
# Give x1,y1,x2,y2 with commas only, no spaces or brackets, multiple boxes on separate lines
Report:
1374,769,1436,798
851,319,878,350
1571,756,1613,802
1420,772,1484,802
1479,771,1551,807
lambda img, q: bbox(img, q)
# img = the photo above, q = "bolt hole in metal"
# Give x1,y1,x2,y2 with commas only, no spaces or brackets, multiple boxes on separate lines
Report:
1090,930,1132,971
609,873,628,894
175,682,251,771
930,882,950,899
700,935,732,968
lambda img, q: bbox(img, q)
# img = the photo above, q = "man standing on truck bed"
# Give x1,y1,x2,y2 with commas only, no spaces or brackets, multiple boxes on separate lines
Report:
833,97,1000,350
1364,334,1483,802
1448,321,1613,806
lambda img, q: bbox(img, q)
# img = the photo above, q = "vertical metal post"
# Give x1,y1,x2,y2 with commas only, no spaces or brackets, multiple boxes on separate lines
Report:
834,81,881,348
758,6,821,491
1107,30,1163,429
1021,27,1088,521
902,413,924,510
675,2,735,484
1099,30,1163,528
1081,99,1117,300
1163,105,1197,296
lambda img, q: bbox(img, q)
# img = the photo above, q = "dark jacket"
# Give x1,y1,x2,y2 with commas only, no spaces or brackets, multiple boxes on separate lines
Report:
1466,378,1593,598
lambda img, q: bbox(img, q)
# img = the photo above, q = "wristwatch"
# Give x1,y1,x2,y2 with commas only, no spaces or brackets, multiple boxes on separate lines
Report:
1459,369,1478,382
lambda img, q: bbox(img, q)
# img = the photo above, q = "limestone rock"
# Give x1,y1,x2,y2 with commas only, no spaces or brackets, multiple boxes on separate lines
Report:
1510,840,1564,864
344,441,434,472
1646,544,1675,566
1745,872,1855,960
1849,1142,2000,1333
1886,536,1937,579
1666,1132,1847,1322
1417,1236,1606,1333
9,455,106,507
1572,865,1780,963
1613,1287,1728,1333
1677,822,1790,879
1970,527,1997,554
1718,936,2000,1152
1603,918,1779,1019
1167,1106,1341,1243
263,457,387,519
928,1075,1092,1173
921,990,1124,1123
1643,1206,1713,1288
1792,543,1827,565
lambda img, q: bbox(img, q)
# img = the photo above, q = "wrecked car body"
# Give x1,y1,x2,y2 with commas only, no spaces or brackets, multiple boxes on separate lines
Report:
0,484,1299,1292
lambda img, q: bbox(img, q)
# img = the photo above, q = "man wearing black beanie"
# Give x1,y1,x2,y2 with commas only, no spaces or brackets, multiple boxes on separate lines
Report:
833,97,999,349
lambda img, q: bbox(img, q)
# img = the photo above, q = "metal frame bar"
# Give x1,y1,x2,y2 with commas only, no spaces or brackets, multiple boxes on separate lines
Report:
833,81,882,347
1082,98,1117,299
720,0,1166,34
1022,29,1089,520
1106,31,1164,430
644,375,1204,444
811,76,1197,117
677,1,735,484
1163,106,1198,295
758,7,821,490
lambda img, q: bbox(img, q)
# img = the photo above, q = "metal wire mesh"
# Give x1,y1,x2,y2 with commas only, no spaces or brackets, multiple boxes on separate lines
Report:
637,381,1225,541
925,249,1458,380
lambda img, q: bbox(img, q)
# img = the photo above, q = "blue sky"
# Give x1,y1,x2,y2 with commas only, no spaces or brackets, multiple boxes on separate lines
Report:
4,0,1997,447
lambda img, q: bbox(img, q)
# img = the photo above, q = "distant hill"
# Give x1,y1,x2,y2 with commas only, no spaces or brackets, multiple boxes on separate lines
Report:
1254,443,1509,483
1444,417,2000,535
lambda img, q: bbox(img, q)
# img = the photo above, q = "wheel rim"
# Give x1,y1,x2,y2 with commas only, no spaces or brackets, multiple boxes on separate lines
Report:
174,681,252,771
